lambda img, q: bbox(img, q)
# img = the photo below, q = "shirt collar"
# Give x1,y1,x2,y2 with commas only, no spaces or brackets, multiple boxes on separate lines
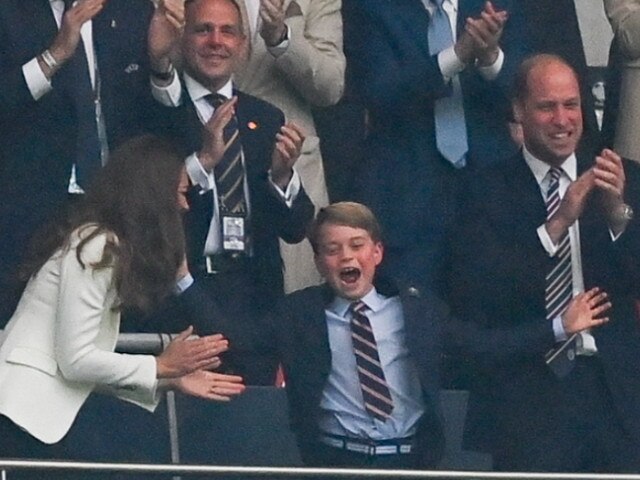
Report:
522,145,577,186
328,287,385,320
422,0,458,14
184,73,234,104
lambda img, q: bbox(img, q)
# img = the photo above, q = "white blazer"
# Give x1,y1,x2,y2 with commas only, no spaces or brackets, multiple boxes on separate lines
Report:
0,226,159,444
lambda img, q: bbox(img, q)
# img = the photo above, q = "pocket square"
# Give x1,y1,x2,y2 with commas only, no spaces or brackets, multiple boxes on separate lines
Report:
124,63,140,74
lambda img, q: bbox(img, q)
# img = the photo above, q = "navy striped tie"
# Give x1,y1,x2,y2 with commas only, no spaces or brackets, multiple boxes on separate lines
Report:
545,168,573,321
349,301,394,422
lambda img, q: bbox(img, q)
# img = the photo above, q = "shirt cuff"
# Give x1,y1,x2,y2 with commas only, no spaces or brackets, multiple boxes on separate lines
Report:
438,46,466,81
267,24,290,58
537,224,559,256
552,316,568,342
268,168,301,207
150,71,182,107
175,273,194,294
186,153,214,191
477,48,504,81
23,57,52,101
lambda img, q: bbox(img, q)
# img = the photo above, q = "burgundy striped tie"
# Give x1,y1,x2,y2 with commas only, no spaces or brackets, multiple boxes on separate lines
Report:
349,301,394,422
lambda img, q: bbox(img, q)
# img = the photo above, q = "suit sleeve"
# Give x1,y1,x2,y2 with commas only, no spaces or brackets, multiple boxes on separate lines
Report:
342,0,447,113
253,106,315,244
272,0,345,106
0,22,41,116
54,230,159,409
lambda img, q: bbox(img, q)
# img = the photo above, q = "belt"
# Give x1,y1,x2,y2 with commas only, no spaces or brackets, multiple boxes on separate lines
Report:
318,433,415,456
200,252,248,275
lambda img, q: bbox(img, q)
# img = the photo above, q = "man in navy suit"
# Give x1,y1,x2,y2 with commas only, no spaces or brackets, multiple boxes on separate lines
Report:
151,0,314,385
342,0,528,293
0,0,163,326
449,54,640,472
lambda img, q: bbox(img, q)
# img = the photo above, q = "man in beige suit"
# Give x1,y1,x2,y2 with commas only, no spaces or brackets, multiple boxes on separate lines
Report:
604,0,640,163
235,0,345,293
148,0,345,293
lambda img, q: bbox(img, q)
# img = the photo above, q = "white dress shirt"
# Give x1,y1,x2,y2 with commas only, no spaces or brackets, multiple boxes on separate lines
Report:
524,147,597,354
421,0,504,82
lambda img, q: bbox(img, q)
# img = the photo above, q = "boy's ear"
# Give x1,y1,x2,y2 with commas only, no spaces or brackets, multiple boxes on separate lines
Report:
374,242,384,266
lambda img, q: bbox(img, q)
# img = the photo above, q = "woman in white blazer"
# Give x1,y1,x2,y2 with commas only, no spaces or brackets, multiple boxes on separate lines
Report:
0,135,245,474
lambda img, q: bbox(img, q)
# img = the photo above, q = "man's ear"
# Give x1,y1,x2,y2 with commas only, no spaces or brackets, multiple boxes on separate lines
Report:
512,101,524,124
313,254,325,278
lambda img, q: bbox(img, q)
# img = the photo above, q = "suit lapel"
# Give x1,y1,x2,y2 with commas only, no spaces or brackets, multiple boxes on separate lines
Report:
506,152,547,235
298,286,333,371
235,91,270,179
393,0,433,58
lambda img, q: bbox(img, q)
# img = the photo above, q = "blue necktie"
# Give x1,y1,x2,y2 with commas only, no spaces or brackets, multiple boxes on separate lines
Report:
428,0,468,168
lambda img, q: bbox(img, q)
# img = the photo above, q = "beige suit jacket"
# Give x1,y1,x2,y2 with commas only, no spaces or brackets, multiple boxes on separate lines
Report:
235,0,345,292
0,227,159,444
605,0,640,162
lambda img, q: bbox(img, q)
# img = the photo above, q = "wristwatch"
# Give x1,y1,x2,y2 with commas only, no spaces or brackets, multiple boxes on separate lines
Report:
614,203,634,223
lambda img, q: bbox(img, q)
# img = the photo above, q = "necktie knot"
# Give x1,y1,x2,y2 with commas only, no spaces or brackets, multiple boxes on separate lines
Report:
549,167,563,183
205,93,227,109
350,301,368,316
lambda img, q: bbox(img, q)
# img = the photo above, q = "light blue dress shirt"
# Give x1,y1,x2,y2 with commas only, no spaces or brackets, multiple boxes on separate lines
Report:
317,288,425,440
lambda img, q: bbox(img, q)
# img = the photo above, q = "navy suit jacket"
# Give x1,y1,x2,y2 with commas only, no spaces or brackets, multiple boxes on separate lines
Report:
150,88,314,384
342,0,528,291
155,88,314,306
0,0,157,324
448,151,640,452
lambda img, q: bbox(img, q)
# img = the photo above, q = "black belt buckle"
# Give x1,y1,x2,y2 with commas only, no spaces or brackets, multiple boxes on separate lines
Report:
204,252,244,274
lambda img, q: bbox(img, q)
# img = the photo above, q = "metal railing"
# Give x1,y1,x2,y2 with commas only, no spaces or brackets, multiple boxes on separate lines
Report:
2,460,640,479
1,332,637,480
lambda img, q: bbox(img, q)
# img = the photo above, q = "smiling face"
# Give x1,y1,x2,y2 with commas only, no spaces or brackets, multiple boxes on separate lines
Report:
314,223,383,301
181,0,246,92
514,59,583,167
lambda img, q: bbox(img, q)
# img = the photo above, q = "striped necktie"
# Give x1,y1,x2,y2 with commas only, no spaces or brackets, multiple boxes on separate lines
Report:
205,94,247,214
545,167,573,321
349,301,394,422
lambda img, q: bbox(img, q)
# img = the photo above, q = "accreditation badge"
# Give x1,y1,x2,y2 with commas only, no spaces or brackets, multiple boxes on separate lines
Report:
221,214,246,252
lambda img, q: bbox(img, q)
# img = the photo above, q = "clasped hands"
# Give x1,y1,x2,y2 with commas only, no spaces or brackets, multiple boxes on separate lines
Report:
199,96,305,190
455,1,507,67
546,148,628,243
156,325,245,402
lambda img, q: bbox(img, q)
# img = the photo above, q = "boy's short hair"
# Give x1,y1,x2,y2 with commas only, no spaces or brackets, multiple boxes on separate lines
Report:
308,202,382,253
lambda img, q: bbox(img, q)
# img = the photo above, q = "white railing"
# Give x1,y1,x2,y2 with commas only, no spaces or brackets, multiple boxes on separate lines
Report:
2,461,640,479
